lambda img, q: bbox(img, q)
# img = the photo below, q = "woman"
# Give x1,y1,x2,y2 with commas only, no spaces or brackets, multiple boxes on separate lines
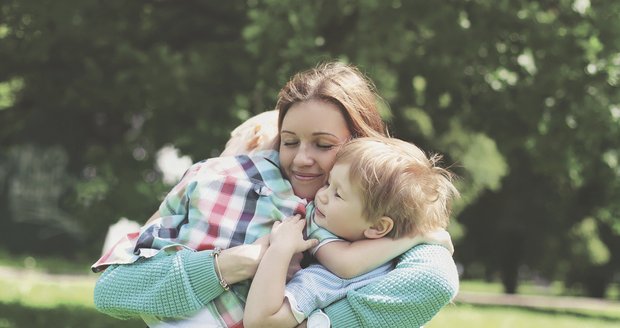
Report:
93,62,459,327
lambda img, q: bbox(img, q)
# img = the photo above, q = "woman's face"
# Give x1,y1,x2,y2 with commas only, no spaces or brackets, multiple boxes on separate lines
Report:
279,100,351,200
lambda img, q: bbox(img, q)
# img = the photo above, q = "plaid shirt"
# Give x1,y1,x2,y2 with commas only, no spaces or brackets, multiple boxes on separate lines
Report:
92,150,310,327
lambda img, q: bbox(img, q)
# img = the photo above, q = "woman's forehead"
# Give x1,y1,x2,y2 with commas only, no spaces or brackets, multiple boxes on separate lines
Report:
281,100,351,137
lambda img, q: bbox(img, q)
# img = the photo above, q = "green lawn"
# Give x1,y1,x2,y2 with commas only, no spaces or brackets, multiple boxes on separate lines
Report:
0,253,619,327
459,279,620,300
0,271,95,308
1,269,619,328
0,303,143,328
427,303,620,328
0,268,143,328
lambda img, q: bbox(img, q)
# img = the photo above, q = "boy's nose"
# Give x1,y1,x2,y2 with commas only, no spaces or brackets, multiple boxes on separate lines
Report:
316,187,328,204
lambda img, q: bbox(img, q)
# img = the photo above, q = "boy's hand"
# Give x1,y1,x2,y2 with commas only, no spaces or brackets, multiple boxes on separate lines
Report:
418,229,454,255
270,215,318,254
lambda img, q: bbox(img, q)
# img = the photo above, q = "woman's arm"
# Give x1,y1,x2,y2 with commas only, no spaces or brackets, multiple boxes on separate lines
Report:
323,244,459,328
94,238,268,319
94,249,219,319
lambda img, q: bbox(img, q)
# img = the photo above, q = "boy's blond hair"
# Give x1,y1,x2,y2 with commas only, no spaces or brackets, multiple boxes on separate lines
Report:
336,137,459,238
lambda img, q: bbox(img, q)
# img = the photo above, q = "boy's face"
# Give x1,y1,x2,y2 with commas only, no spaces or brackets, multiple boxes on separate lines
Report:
313,162,372,241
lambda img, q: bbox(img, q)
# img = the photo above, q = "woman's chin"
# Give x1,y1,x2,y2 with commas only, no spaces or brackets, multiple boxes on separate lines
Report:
292,185,321,201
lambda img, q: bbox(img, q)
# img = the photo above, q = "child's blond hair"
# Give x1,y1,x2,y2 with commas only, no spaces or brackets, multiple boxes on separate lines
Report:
221,110,279,156
336,137,459,238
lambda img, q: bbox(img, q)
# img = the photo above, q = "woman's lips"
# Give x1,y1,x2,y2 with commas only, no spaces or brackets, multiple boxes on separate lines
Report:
292,171,321,181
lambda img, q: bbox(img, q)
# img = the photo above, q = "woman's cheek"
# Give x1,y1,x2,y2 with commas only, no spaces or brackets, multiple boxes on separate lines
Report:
278,152,293,177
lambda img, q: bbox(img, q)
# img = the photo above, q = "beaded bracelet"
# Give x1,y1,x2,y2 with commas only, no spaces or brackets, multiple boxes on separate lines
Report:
211,247,230,291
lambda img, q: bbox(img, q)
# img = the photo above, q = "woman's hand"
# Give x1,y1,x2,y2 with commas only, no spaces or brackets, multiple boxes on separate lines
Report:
216,235,270,284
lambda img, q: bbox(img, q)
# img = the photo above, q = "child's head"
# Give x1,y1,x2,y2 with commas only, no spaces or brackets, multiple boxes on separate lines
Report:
221,110,279,156
334,137,459,238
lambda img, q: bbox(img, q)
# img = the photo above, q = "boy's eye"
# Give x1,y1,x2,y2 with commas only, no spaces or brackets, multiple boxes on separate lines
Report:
317,144,334,149
335,190,342,199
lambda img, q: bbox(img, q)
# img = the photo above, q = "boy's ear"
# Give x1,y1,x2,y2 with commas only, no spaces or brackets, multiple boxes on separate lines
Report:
363,216,394,239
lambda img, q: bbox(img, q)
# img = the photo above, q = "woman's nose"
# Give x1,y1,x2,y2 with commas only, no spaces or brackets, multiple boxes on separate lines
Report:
293,144,313,166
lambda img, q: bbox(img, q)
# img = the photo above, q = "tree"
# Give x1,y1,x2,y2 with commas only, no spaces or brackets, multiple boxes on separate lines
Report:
1,0,619,297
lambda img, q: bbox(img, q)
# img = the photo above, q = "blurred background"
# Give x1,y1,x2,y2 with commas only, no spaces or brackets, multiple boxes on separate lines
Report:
0,0,619,327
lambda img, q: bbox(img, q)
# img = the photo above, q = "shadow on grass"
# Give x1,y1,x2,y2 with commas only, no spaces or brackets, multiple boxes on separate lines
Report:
0,302,144,328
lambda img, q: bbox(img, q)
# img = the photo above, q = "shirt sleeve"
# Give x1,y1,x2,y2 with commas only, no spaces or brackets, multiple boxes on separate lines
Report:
91,163,201,272
93,248,226,319
323,244,459,328
305,203,340,255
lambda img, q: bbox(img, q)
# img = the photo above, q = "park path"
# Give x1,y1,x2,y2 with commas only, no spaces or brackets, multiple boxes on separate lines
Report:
1,265,619,314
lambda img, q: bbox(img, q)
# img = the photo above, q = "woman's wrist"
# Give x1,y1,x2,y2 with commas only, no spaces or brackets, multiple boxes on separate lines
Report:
211,248,230,291
218,240,268,284
183,250,229,304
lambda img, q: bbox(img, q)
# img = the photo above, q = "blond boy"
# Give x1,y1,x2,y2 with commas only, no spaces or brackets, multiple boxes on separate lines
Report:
244,137,460,328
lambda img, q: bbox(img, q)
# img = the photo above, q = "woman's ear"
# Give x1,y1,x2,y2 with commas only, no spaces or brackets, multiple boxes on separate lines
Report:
363,216,394,239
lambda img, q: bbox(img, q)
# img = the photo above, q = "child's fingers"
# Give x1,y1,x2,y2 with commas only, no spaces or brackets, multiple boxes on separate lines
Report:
285,214,302,222
302,239,319,251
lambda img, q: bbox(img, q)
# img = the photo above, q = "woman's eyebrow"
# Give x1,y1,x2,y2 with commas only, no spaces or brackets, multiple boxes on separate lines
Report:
281,130,340,139
312,132,340,138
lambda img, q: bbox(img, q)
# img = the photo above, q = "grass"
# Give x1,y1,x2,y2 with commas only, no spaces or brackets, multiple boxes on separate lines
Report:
1,269,619,328
426,303,620,328
460,279,620,300
0,249,93,275
0,303,143,328
0,252,619,327
0,269,96,308
0,268,142,328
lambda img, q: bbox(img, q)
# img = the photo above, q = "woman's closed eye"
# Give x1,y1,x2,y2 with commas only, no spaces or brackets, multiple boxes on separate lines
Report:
281,140,299,147
317,143,335,150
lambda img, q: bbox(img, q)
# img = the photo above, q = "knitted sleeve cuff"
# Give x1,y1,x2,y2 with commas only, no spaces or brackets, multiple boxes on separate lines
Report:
323,299,361,327
184,250,225,305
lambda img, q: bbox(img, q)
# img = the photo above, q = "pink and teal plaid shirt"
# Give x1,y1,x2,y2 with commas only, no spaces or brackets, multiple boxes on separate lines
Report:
92,150,309,327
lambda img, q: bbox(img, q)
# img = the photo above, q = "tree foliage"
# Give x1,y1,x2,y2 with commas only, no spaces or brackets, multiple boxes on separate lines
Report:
1,0,619,297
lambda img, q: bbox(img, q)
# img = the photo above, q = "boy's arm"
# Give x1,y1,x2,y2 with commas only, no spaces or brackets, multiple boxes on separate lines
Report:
324,244,459,328
315,229,453,279
244,245,300,328
244,216,317,328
